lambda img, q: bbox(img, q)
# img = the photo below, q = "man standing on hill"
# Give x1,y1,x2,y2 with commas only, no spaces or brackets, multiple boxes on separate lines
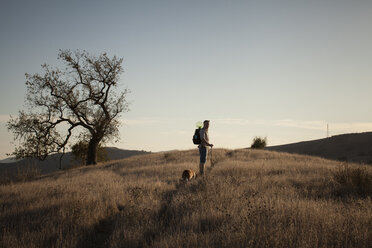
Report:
199,120,213,175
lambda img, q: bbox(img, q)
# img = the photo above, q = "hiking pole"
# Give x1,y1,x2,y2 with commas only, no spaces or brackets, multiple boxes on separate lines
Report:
210,146,214,167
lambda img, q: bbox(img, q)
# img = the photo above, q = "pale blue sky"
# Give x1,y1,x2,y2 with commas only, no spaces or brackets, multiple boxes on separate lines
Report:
1,0,371,159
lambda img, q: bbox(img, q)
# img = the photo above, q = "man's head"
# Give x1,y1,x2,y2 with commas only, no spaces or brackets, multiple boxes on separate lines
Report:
203,120,210,129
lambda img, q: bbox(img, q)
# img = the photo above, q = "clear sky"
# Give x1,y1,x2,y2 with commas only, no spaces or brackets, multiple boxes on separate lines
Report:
0,0,371,159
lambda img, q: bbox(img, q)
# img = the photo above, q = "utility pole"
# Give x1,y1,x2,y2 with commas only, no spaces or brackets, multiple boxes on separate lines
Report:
327,124,329,138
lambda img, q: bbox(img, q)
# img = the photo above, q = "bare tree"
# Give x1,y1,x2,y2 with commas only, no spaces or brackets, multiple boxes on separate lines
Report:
7,50,130,165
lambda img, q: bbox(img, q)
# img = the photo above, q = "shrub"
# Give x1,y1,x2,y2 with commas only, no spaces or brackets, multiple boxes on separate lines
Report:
71,140,108,165
251,136,267,149
333,164,372,197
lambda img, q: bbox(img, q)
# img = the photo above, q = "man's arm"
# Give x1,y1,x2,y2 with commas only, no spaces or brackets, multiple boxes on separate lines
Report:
200,130,213,147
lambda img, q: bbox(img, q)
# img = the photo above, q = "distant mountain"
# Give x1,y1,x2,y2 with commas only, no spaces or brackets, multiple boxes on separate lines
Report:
105,147,150,161
266,132,372,164
0,147,150,178
0,157,20,163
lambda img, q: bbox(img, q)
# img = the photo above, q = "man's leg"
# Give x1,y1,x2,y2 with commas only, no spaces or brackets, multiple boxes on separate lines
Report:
199,146,207,175
199,162,205,175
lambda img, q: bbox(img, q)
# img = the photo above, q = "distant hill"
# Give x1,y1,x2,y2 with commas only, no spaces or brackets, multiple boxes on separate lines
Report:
0,147,150,177
0,157,19,163
266,132,372,164
105,147,149,161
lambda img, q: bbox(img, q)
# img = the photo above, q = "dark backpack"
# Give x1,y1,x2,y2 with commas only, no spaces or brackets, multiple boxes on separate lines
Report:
192,128,201,145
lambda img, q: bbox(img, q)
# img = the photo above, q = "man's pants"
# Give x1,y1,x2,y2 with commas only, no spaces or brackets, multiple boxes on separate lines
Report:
199,146,208,174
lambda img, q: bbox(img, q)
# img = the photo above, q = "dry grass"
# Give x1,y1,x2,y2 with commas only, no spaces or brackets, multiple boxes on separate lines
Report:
0,164,41,185
0,149,371,248
332,164,372,197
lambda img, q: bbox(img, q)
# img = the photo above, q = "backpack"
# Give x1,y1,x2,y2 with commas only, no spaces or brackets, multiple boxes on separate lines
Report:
192,128,201,145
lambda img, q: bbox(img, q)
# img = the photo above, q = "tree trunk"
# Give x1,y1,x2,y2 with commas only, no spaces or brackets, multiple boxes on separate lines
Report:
86,138,99,165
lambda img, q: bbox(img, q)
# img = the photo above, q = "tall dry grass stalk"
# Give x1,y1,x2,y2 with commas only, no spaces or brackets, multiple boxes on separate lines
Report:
0,149,371,247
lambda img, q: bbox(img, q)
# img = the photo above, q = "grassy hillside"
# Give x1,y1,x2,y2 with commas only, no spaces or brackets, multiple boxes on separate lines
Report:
267,132,372,164
0,149,371,248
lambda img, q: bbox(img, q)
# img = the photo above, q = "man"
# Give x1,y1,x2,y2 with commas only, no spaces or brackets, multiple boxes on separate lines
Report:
199,120,213,175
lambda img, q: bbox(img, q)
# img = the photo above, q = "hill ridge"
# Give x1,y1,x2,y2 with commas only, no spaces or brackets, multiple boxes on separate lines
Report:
266,131,372,164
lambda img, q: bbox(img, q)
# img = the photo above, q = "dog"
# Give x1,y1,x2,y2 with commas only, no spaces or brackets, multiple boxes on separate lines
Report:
181,169,197,182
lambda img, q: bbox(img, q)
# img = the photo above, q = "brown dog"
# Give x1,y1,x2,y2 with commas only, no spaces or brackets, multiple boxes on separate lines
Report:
181,169,197,182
